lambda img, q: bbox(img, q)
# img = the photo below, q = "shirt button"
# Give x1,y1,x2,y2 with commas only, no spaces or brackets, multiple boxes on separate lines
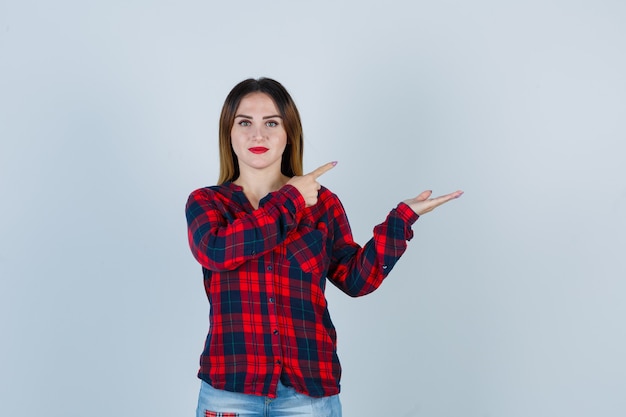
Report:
269,297,275,303
273,329,279,335
276,360,282,365
382,265,388,270
267,265,273,271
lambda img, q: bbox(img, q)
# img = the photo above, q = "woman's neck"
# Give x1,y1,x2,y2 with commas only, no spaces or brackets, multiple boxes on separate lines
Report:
234,169,290,209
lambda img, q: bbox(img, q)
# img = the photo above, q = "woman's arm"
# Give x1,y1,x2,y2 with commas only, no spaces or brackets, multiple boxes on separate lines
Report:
326,199,418,297
186,185,305,271
327,190,462,297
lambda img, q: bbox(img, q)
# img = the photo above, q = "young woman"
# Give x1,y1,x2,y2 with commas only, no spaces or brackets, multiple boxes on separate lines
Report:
186,78,463,417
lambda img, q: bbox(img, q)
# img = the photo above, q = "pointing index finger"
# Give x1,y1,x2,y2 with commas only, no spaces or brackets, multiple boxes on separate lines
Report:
309,161,337,179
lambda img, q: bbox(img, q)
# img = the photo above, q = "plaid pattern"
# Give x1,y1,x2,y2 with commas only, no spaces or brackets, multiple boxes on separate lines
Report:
186,183,419,398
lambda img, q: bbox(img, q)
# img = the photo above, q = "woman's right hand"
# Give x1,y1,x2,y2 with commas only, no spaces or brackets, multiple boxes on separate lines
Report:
287,161,337,207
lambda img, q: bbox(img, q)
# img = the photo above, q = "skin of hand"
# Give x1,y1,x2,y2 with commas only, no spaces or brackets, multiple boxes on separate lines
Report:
287,161,337,207
403,190,464,216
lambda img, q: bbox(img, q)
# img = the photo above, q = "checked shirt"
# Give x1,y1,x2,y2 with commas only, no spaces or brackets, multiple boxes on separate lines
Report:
186,182,419,398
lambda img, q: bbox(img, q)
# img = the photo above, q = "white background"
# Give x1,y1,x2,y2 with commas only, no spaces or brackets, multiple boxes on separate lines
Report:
1,1,625,416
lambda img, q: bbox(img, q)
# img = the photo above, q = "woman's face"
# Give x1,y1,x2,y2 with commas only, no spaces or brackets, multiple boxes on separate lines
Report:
231,92,288,175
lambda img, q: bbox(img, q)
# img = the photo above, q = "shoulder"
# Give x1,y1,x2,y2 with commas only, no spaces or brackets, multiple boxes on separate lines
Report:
186,183,238,208
318,185,342,204
188,183,235,199
315,186,348,217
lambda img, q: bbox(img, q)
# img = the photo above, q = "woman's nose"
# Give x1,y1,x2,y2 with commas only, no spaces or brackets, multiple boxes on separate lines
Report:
253,126,265,139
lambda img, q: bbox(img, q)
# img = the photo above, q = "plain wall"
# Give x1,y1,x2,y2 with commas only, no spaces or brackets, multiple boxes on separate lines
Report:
1,1,625,416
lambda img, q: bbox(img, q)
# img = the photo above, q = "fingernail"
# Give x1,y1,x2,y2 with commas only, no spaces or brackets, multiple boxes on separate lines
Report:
332,161,338,166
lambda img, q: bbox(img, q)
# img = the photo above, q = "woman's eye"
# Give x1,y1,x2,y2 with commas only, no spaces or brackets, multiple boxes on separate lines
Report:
266,121,278,127
238,120,251,127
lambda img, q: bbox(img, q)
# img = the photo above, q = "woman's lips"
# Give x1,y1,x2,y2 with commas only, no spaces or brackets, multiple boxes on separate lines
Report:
249,147,269,154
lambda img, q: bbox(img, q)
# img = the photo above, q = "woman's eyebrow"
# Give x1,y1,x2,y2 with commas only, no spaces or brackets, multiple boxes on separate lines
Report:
234,114,282,119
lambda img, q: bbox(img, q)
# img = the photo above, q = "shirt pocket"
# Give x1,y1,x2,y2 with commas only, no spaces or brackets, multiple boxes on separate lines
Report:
285,219,329,275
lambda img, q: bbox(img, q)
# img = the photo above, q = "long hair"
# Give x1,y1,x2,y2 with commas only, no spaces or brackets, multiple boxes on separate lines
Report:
217,78,304,184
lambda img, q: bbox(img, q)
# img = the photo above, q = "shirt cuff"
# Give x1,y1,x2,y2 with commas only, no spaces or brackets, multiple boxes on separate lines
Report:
395,202,420,225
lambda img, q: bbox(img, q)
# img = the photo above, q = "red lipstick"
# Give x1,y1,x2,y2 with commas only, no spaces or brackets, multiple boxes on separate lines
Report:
249,147,269,154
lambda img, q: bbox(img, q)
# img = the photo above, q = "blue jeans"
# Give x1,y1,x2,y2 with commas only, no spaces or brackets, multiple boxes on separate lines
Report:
196,380,342,417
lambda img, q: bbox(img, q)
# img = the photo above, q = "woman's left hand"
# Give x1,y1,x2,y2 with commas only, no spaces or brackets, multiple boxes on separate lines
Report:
403,190,464,216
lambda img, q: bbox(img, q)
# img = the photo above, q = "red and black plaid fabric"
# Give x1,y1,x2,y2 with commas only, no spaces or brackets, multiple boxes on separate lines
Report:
186,182,418,398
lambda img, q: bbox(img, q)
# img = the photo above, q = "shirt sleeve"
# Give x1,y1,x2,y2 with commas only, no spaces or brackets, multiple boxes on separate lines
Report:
327,198,419,297
186,184,306,272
